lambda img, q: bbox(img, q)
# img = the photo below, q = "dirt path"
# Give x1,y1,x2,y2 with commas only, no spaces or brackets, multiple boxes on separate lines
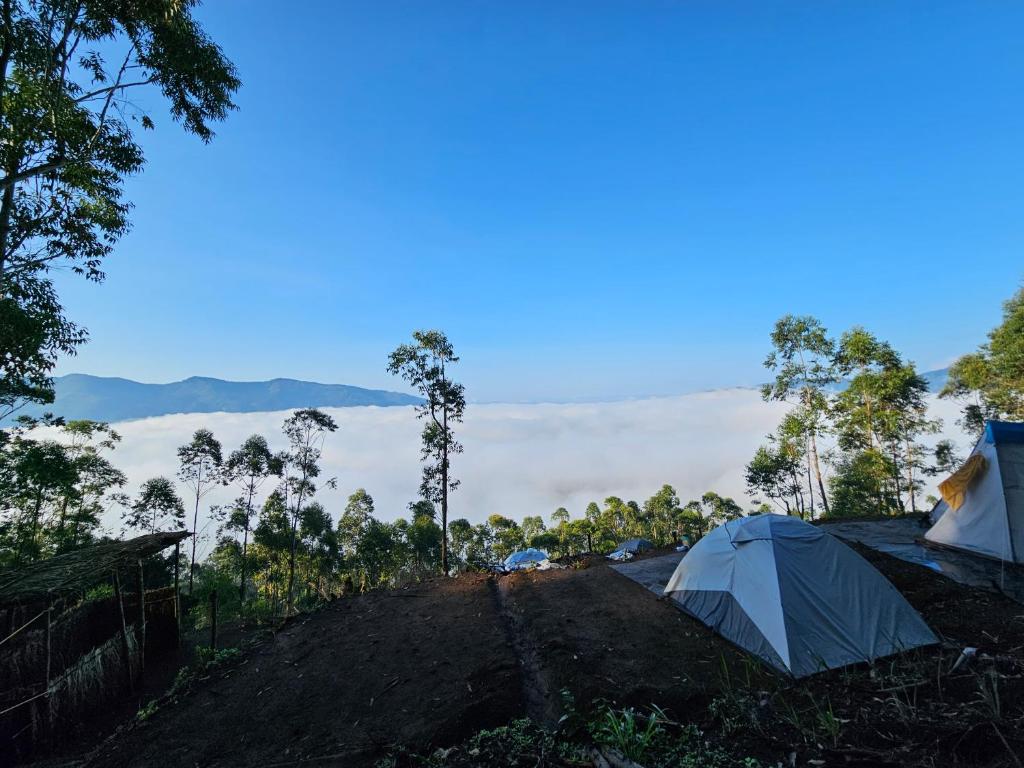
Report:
491,575,562,726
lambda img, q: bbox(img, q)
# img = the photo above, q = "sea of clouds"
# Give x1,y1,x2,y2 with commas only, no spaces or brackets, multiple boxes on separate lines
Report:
57,389,969,551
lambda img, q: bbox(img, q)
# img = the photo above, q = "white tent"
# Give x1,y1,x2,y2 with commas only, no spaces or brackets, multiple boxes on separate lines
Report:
926,421,1024,563
664,514,937,677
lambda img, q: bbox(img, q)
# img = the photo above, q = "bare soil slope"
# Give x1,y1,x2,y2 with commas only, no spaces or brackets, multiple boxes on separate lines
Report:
87,574,522,768
80,547,1024,767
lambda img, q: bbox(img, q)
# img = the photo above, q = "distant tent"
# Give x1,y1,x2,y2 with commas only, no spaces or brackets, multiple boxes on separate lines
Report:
618,538,654,554
607,538,654,561
503,548,549,571
664,515,937,677
926,420,1024,563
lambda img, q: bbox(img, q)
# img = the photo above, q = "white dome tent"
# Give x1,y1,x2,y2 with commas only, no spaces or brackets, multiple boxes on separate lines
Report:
664,514,937,677
926,420,1024,563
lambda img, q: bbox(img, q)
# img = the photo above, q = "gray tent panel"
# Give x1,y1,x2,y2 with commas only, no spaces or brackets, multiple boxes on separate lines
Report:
673,589,788,674
774,530,938,677
1000,443,1024,563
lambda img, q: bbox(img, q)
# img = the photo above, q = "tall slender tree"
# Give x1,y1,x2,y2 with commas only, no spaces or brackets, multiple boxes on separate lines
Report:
282,408,337,612
387,330,466,575
761,315,836,516
178,428,223,593
224,435,283,602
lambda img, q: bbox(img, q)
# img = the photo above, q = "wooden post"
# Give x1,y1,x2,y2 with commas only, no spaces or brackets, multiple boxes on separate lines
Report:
44,599,52,690
44,598,53,729
173,541,181,648
136,560,146,673
209,590,218,650
112,571,133,692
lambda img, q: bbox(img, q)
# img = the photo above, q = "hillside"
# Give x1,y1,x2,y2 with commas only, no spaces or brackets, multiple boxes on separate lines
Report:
5,375,422,424
80,547,1024,768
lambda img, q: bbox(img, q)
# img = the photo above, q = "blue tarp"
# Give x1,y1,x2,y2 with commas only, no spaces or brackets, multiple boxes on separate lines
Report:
987,420,1024,445
503,548,549,570
617,538,654,553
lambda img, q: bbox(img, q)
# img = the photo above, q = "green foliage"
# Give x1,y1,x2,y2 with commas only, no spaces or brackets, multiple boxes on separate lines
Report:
754,315,946,519
0,0,239,417
942,286,1024,434
590,704,670,762
829,449,901,517
124,476,185,533
385,708,761,768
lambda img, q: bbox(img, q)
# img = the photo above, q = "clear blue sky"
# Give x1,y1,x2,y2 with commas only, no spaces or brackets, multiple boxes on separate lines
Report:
55,1,1024,402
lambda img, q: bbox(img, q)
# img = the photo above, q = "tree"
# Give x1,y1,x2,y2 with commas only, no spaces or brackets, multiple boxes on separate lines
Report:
406,502,442,573
54,420,125,551
942,287,1024,434
926,440,961,478
298,501,338,601
761,315,836,515
829,451,899,517
746,443,801,516
700,491,744,527
0,1,239,417
676,500,708,543
126,477,185,533
356,518,408,589
833,330,936,514
338,488,375,555
387,330,466,575
521,515,546,542
833,328,901,450
488,513,525,560
252,490,292,611
178,428,223,593
282,408,338,612
448,517,475,566
0,433,76,563
642,484,681,544
224,435,283,602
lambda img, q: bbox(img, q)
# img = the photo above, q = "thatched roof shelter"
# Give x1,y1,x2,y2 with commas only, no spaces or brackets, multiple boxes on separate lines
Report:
0,531,190,607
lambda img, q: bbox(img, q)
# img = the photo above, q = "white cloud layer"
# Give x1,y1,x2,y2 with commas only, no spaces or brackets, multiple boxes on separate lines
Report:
54,390,969,553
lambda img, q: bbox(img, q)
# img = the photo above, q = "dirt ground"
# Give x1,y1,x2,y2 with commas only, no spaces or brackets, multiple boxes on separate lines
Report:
496,556,747,722
50,544,1024,767
84,574,523,768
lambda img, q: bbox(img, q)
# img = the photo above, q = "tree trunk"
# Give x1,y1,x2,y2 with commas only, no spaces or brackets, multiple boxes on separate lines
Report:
189,468,201,594
809,432,830,515
804,439,816,518
905,436,917,513
440,362,450,576
239,481,254,604
891,444,905,513
286,467,307,614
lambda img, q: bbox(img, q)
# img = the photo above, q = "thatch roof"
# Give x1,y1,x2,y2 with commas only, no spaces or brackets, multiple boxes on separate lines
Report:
0,531,191,607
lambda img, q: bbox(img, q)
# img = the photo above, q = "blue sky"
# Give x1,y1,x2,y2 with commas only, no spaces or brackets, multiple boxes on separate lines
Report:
55,1,1024,402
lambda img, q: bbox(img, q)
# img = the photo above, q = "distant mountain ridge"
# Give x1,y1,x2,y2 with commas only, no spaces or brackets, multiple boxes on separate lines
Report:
5,374,422,424
821,367,949,394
